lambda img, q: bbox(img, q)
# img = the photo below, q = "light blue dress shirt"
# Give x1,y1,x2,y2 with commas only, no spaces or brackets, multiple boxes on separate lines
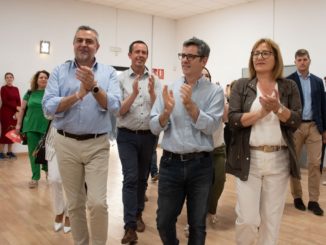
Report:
42,60,121,135
298,71,313,120
150,76,224,154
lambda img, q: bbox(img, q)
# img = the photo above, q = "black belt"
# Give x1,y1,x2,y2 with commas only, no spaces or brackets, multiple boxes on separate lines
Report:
118,127,152,135
302,120,313,123
57,130,107,141
163,150,210,162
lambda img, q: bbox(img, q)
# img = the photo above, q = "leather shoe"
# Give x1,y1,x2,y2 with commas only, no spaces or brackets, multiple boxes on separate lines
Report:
136,214,145,232
121,228,137,244
294,198,306,211
308,201,324,216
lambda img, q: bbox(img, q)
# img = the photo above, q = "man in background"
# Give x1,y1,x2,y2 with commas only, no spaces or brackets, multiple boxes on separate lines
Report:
288,49,326,216
117,40,160,244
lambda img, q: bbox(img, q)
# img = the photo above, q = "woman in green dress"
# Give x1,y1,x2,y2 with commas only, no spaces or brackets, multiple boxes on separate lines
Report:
16,70,50,188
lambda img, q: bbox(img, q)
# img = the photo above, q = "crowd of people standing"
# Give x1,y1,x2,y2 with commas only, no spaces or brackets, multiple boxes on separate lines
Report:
0,25,325,245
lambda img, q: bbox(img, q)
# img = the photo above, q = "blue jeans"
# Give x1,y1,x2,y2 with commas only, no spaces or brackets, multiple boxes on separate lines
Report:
157,153,213,245
117,129,156,230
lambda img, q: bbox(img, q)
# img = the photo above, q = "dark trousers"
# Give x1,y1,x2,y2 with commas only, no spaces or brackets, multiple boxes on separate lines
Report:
207,145,226,214
150,136,159,177
157,153,213,245
117,129,156,230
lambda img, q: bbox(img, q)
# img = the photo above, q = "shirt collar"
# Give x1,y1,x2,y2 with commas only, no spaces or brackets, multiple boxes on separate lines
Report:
128,66,149,78
72,58,98,70
297,70,311,79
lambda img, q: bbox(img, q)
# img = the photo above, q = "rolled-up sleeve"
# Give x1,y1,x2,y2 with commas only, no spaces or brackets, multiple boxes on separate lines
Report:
106,69,121,115
42,66,65,118
191,85,224,135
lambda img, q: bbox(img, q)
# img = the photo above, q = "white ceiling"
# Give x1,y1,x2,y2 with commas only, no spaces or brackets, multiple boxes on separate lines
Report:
77,0,261,20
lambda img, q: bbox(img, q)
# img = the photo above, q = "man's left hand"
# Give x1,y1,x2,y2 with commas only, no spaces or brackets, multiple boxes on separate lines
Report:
76,66,96,91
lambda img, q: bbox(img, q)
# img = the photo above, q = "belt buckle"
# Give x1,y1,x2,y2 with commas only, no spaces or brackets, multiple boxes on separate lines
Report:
180,154,188,162
263,145,273,152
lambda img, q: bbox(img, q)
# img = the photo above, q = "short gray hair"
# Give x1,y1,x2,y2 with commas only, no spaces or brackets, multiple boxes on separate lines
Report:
74,25,99,44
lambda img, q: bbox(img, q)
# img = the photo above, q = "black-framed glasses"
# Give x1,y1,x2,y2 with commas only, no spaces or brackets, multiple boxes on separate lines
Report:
252,50,273,59
178,53,203,61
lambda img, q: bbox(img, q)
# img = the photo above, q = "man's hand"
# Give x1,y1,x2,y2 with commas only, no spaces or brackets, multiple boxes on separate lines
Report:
180,83,192,106
159,85,175,128
148,75,155,96
162,85,175,114
132,75,140,97
76,66,96,91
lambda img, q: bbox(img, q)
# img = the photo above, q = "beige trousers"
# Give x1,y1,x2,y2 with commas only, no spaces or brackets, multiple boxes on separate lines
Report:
235,149,289,245
55,133,110,245
290,122,322,201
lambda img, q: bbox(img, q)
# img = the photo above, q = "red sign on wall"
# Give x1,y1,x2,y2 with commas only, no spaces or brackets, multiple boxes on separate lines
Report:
152,68,164,80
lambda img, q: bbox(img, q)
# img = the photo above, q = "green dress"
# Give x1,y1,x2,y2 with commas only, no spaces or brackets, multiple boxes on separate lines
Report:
23,90,49,180
22,90,48,134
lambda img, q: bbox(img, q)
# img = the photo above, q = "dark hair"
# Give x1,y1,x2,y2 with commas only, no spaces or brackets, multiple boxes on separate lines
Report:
128,40,148,54
248,38,284,80
4,72,14,79
202,67,212,82
183,37,210,58
295,49,310,59
30,70,50,91
74,25,99,44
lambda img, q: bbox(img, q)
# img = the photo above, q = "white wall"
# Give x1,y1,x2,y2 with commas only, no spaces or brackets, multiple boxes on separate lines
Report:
177,0,326,86
1,0,326,153
0,0,177,152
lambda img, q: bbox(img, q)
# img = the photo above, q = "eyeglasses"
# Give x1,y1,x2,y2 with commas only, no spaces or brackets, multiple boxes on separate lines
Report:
178,53,203,61
252,50,273,59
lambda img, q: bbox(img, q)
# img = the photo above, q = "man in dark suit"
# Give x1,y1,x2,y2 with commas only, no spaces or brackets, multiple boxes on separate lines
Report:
322,76,326,173
288,49,326,216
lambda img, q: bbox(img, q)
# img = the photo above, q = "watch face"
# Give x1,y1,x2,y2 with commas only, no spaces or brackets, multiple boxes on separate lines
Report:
93,86,99,93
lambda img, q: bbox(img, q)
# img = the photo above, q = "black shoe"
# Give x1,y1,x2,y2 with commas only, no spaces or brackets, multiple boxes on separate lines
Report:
6,152,17,159
121,228,138,244
308,201,324,216
294,198,306,211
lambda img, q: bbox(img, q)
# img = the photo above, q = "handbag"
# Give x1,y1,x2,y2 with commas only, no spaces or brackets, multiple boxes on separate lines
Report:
33,136,47,164
20,90,32,145
33,121,51,165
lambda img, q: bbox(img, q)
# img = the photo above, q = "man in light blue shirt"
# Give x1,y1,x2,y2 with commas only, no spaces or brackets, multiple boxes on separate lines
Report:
43,25,121,245
150,37,224,244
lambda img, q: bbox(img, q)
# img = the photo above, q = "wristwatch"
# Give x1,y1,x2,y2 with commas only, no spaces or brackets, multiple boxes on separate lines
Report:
277,104,285,114
92,85,100,94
